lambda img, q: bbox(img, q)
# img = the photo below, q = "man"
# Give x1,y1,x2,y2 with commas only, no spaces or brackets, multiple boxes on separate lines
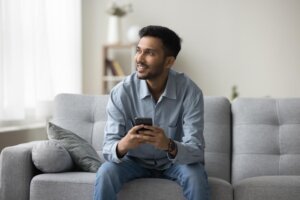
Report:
94,25,210,200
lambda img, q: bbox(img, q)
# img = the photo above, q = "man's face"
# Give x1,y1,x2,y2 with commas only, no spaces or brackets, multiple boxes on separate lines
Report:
135,36,170,80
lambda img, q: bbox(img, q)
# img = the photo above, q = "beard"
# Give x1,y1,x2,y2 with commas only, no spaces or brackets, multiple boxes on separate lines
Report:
136,60,166,80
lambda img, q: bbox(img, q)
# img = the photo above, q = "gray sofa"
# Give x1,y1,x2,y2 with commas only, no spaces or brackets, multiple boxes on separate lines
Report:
1,93,300,200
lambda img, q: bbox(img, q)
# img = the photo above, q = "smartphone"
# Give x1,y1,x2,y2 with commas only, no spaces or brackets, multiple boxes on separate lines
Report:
134,117,153,131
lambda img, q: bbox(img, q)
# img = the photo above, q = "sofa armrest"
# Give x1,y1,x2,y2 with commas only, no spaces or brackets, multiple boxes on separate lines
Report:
0,141,44,200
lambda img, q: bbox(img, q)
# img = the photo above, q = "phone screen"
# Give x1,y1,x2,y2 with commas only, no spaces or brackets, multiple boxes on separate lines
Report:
134,117,153,132
134,117,153,126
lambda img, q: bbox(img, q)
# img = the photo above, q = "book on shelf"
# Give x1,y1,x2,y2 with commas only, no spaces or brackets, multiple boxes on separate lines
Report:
105,59,125,76
112,60,125,76
105,59,117,76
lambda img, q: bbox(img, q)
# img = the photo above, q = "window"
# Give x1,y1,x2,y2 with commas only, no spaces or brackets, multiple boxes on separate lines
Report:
0,0,82,122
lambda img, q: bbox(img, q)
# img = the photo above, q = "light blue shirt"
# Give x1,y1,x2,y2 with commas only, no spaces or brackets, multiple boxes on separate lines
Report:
103,69,205,170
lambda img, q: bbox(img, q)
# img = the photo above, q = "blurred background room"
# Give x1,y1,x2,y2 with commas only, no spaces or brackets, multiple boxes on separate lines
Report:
1,0,300,150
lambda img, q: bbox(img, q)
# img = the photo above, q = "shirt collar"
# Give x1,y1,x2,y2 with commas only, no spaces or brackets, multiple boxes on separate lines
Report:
138,70,177,100
139,79,151,99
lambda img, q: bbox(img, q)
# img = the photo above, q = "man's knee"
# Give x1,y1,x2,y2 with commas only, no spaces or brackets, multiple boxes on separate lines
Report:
96,162,120,182
179,163,208,183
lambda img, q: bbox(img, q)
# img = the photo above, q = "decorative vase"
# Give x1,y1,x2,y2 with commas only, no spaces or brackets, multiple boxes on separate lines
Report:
107,15,121,44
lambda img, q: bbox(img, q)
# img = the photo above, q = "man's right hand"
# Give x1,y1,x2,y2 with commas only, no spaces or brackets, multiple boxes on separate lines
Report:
116,125,145,158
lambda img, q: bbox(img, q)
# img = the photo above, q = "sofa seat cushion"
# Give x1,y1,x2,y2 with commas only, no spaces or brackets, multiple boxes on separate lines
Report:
30,172,95,200
234,176,300,200
30,173,184,200
209,177,233,200
30,172,232,200
118,177,233,200
118,178,184,200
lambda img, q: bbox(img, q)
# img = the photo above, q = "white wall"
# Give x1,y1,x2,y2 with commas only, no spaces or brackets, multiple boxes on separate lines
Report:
0,128,47,152
82,0,300,98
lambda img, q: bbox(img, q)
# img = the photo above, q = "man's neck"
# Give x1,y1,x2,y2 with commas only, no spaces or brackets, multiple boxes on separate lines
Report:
146,74,168,102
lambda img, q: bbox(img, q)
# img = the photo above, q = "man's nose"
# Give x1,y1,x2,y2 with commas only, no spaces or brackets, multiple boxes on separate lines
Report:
136,52,145,62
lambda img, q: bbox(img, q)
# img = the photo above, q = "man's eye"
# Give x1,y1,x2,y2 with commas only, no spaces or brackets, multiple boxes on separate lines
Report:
147,51,155,56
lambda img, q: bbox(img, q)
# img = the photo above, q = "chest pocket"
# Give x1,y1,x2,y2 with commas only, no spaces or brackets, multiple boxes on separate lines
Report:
159,124,178,140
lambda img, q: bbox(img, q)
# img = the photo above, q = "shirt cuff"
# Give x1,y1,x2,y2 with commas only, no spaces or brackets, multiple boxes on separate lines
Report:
111,141,123,163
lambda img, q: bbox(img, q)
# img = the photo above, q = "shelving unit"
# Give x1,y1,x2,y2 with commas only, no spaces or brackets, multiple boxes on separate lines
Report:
102,44,136,94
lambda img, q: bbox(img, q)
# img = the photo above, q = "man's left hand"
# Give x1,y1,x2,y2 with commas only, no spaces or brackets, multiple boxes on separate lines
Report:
138,125,169,151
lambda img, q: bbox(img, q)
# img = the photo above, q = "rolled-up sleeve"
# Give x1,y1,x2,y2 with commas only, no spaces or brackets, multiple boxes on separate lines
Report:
168,90,205,165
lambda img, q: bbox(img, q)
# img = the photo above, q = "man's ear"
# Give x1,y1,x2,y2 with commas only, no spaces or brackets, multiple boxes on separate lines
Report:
164,56,175,69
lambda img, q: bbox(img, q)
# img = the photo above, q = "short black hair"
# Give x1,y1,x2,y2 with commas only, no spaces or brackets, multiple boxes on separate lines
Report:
138,25,182,58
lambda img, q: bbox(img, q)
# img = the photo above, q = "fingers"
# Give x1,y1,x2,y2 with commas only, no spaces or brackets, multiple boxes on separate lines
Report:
130,125,168,150
130,124,144,134
142,125,157,131
139,134,156,142
122,125,165,151
141,125,164,134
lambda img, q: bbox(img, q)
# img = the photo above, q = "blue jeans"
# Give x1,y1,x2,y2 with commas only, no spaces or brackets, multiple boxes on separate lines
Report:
93,158,210,200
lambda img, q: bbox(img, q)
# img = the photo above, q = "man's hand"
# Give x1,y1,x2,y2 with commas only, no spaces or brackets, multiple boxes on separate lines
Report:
138,125,169,151
116,125,145,158
117,125,176,158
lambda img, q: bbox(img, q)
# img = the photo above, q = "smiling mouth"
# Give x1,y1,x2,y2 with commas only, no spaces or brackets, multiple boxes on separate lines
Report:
136,63,148,71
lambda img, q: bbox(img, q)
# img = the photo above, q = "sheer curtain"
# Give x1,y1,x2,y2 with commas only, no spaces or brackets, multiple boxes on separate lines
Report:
0,0,81,121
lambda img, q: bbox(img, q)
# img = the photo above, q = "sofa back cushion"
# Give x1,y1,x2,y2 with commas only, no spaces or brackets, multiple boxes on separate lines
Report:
52,94,231,182
51,93,108,159
203,97,231,182
232,98,300,184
